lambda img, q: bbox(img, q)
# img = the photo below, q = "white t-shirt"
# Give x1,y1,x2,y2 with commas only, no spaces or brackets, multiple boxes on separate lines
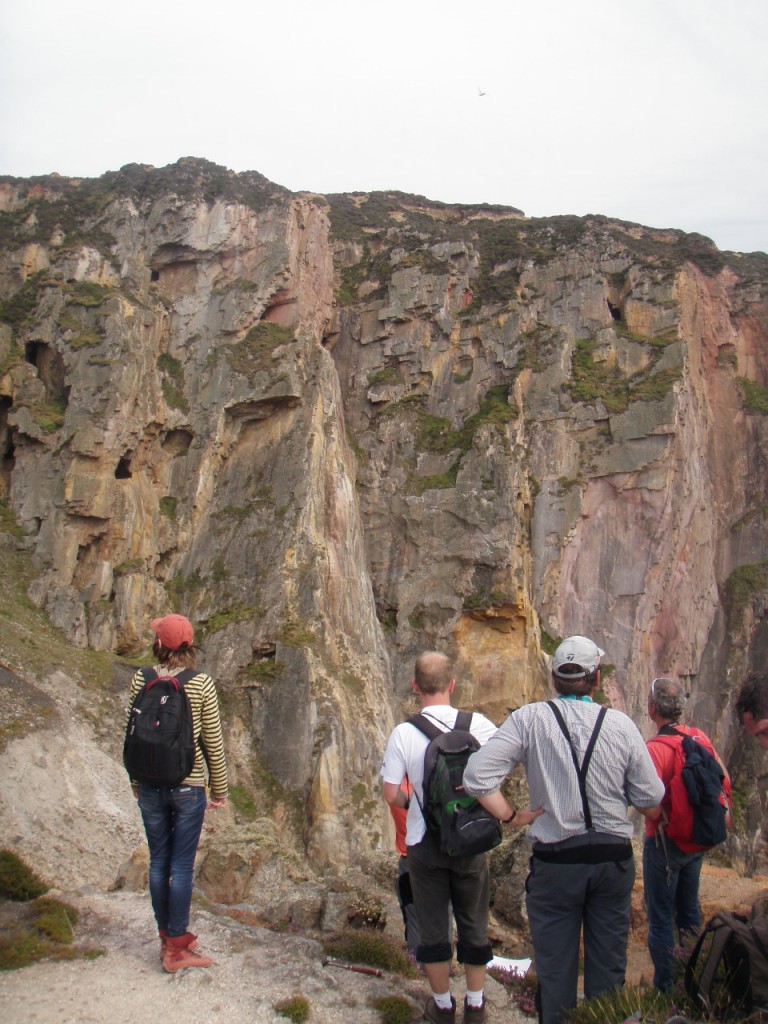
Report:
380,704,499,846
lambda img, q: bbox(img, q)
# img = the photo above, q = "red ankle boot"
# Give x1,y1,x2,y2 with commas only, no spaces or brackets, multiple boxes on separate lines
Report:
161,932,211,973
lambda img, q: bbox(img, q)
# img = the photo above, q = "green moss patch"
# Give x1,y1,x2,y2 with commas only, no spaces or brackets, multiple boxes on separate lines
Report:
738,377,768,414
224,322,295,379
724,562,768,629
0,850,48,901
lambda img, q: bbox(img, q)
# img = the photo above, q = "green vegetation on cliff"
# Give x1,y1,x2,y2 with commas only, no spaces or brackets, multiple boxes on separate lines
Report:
567,335,681,413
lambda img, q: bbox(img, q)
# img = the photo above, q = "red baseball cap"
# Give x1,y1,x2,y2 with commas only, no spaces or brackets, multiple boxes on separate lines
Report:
150,614,194,650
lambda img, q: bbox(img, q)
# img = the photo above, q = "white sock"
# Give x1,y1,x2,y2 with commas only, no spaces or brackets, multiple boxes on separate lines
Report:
466,989,484,1008
433,991,453,1010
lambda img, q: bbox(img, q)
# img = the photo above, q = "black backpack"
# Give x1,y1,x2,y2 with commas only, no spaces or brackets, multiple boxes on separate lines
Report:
649,725,732,852
685,899,768,1017
408,711,502,858
123,668,197,786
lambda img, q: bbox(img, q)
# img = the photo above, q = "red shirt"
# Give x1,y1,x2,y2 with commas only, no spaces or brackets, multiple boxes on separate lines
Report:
645,724,714,837
388,781,412,855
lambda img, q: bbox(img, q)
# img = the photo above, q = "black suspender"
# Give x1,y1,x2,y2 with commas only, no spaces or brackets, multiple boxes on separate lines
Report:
546,701,608,830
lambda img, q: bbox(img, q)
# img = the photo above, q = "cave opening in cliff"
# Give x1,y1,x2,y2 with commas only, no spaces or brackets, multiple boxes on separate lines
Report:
150,269,160,282
607,300,622,321
25,341,42,367
115,455,133,479
24,340,68,402
1,397,15,483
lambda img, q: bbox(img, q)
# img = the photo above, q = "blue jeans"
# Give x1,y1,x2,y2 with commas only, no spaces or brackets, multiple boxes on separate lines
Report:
138,784,207,937
643,835,703,989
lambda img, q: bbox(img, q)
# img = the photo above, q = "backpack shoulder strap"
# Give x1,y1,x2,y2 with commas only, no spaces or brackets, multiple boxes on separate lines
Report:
454,710,472,732
658,724,683,738
407,714,443,742
686,914,743,1006
546,701,608,830
173,668,197,688
139,667,158,684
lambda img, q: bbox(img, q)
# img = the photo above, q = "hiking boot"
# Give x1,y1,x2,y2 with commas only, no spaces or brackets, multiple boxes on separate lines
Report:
423,996,456,1024
463,997,486,1023
159,929,198,957
162,933,212,973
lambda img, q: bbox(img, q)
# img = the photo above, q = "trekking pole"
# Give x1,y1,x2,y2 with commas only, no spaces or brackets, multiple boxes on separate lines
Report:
657,809,673,886
321,956,384,977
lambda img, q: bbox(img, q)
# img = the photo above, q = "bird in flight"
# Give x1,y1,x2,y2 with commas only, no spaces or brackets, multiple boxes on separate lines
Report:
478,87,487,96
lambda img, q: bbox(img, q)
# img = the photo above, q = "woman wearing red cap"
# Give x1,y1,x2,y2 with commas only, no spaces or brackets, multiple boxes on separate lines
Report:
126,613,228,972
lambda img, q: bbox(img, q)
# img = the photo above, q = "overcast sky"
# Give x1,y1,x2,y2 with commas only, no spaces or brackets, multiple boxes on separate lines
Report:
1,0,766,254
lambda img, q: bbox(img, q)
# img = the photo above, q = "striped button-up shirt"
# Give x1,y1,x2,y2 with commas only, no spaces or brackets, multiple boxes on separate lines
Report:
463,697,664,844
126,668,228,798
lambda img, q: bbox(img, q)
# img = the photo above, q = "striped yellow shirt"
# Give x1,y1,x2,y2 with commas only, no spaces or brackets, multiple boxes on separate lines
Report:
126,668,228,798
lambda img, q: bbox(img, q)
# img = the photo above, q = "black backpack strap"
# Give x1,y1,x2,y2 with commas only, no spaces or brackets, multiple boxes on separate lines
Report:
409,710,472,738
139,667,158,684
657,723,683,738
407,712,470,829
173,668,197,688
546,701,609,830
408,713,443,742
454,710,472,732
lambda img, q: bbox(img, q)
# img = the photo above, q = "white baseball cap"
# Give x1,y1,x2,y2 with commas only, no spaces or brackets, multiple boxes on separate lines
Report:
552,635,605,678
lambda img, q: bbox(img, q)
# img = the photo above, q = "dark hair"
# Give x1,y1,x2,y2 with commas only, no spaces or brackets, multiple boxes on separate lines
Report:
414,651,453,695
153,639,196,670
552,663,598,697
736,673,768,723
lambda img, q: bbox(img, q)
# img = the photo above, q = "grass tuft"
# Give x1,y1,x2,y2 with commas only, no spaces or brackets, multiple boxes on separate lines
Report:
370,994,415,1024
323,929,418,976
273,995,310,1022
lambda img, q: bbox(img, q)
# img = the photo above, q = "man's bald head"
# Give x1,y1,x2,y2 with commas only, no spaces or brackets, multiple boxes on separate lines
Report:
414,651,454,695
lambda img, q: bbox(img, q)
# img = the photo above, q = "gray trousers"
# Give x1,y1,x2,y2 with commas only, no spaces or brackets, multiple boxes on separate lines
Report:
525,853,635,1024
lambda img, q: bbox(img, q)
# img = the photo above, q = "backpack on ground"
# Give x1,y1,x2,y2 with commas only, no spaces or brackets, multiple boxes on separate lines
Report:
684,899,768,1017
123,668,197,786
408,711,502,858
648,725,732,853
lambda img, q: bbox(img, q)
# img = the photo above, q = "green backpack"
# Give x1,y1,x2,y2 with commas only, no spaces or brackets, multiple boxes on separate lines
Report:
408,711,501,858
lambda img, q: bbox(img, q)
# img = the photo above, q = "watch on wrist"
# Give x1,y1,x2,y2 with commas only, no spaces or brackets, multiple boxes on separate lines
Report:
502,809,517,824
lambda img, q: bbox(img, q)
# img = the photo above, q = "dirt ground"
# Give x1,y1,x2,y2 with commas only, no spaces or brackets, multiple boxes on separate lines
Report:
0,859,765,1024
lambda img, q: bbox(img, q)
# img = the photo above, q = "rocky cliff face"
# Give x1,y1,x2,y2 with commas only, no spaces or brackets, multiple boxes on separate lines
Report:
2,159,768,869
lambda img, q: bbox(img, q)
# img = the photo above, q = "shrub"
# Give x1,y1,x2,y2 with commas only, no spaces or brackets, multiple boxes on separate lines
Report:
348,895,386,930
488,966,538,1017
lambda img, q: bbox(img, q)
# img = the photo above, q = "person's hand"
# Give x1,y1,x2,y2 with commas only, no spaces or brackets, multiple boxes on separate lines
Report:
509,807,544,826
131,784,139,801
207,795,227,810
